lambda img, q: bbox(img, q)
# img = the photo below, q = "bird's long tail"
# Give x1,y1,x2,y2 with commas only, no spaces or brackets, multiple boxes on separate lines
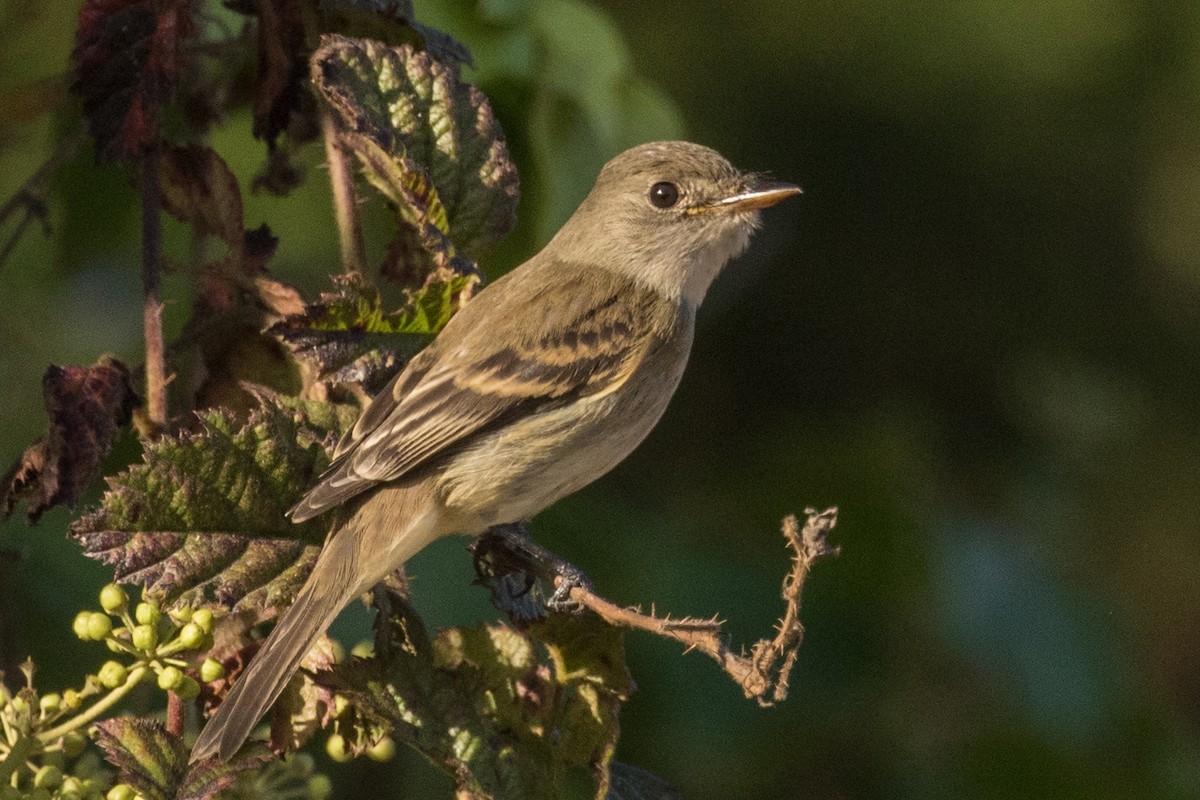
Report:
188,536,360,764
189,489,444,764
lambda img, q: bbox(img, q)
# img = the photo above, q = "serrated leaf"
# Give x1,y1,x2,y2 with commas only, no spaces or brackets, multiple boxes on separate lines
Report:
72,0,194,161
312,34,518,280
69,403,347,613
178,743,273,800
95,717,188,800
269,272,475,393
323,616,630,800
1,356,140,524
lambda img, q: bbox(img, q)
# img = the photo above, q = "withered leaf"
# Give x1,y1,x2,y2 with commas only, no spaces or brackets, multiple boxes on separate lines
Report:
157,143,244,251
1,356,139,524
72,0,195,161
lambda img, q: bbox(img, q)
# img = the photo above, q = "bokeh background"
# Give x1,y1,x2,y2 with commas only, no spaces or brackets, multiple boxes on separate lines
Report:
3,1,1200,797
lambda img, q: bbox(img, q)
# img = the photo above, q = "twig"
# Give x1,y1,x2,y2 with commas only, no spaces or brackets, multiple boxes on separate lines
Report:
0,125,85,271
141,146,168,430
554,508,840,705
166,691,184,736
320,103,367,273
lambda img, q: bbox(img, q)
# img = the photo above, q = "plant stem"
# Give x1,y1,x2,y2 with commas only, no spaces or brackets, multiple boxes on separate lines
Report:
36,666,149,744
320,104,367,273
141,146,168,430
166,691,183,736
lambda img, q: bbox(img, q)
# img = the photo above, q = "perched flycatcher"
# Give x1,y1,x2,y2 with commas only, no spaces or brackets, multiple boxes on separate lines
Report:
190,141,800,762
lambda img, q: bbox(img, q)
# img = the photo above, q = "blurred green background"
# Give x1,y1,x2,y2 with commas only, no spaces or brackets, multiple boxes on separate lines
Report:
3,0,1200,797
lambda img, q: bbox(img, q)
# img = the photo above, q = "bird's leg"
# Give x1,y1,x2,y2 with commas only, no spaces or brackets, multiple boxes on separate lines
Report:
470,523,594,615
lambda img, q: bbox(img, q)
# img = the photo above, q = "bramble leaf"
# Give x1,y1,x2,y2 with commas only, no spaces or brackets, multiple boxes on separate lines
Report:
269,272,476,394
1,356,140,524
96,717,273,800
312,34,518,283
69,403,350,613
95,717,187,800
323,612,632,800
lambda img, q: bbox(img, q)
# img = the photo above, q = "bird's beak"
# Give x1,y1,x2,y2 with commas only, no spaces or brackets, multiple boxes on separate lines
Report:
688,179,803,215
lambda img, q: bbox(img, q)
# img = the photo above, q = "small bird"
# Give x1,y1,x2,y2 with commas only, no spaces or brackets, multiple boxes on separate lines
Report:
189,141,800,762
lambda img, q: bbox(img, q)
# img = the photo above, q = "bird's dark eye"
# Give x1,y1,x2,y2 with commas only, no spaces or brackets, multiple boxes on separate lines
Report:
648,181,680,209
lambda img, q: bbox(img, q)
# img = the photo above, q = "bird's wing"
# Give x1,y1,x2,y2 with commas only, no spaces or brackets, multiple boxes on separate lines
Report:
288,265,673,521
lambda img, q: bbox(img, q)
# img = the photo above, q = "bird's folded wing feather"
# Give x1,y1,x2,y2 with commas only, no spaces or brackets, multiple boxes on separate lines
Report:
288,266,670,521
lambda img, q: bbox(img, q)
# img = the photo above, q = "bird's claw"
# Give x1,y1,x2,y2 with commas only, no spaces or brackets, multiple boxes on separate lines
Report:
546,564,594,614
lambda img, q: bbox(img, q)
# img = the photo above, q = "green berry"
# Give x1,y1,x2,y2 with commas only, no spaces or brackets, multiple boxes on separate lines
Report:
97,661,128,689
60,776,85,800
131,624,158,653
106,785,136,800
175,676,201,701
307,774,333,800
367,736,395,762
191,608,214,634
39,692,61,713
177,623,205,649
99,585,128,614
199,658,225,683
61,689,82,711
350,641,374,659
63,731,88,758
73,611,93,640
325,733,351,763
34,764,63,790
157,666,183,691
134,603,160,626
168,605,192,624
10,695,28,715
86,613,113,641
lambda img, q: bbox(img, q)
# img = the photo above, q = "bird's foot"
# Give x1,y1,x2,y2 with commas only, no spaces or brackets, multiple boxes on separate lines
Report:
470,523,593,617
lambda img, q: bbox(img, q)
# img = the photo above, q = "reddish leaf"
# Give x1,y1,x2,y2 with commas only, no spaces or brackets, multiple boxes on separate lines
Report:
1,357,139,524
157,144,244,249
72,0,195,161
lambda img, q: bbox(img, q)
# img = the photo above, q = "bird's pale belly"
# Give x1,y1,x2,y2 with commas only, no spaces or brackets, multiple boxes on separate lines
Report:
436,356,686,531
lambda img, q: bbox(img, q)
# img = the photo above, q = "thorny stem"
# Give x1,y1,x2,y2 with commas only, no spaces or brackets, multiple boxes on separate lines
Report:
36,665,149,744
544,508,840,705
166,691,184,737
141,146,168,430
320,102,367,274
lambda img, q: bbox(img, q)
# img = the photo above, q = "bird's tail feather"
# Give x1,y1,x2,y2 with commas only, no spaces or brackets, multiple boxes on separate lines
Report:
189,538,360,763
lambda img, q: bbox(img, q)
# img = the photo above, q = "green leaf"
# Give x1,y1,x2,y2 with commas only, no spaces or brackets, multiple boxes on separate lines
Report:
68,403,348,613
323,614,633,800
95,718,187,800
269,272,476,394
312,34,519,279
96,717,273,800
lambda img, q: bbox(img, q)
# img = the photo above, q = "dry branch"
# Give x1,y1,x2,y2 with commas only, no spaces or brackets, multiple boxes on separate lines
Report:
0,125,85,270
476,508,840,706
